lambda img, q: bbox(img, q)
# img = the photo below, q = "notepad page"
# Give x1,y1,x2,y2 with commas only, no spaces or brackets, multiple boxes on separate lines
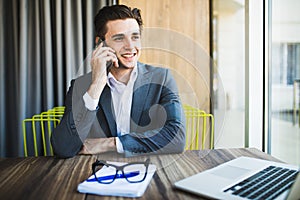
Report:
77,162,156,198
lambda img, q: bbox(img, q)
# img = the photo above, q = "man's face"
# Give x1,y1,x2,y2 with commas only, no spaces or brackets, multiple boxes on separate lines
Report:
105,18,141,69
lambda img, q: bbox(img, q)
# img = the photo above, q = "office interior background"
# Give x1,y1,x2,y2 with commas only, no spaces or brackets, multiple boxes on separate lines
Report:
0,0,299,165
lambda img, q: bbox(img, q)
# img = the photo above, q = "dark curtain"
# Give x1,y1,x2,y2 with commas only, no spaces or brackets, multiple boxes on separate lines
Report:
0,0,117,157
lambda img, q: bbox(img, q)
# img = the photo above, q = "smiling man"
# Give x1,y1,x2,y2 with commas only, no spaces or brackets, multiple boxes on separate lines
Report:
51,5,186,158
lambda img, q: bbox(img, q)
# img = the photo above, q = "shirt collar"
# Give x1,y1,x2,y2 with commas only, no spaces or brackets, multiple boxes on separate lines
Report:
107,65,138,90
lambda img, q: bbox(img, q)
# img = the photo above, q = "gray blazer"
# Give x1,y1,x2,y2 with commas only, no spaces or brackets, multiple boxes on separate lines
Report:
51,62,186,157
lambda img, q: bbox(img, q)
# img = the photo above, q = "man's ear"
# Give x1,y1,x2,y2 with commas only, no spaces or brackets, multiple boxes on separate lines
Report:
95,36,100,45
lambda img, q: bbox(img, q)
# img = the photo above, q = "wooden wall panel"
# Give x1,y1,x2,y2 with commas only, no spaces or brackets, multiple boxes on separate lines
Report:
119,0,210,112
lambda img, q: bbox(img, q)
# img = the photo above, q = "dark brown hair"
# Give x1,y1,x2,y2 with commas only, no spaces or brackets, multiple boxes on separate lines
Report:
94,5,143,41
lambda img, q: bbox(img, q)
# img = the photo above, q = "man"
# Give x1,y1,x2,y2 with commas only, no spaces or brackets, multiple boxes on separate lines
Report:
51,5,185,158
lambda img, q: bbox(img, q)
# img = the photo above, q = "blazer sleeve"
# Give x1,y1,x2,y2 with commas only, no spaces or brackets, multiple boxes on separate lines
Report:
119,68,186,157
51,78,98,158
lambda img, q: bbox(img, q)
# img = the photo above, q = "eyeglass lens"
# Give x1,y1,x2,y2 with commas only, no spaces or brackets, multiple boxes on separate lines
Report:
124,163,147,182
94,164,117,183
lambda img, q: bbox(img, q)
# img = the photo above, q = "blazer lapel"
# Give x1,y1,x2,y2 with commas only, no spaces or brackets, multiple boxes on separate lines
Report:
131,63,152,127
99,86,117,137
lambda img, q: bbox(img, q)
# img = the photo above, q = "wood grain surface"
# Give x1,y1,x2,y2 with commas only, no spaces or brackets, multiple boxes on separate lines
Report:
0,148,282,200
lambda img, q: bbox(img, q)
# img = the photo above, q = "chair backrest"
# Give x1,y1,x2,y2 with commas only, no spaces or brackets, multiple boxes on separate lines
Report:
23,105,214,156
183,104,214,150
22,106,65,157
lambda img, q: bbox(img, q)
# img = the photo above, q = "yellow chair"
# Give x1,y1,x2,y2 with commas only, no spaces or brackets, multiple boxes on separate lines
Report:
183,104,214,150
23,105,214,156
22,106,65,157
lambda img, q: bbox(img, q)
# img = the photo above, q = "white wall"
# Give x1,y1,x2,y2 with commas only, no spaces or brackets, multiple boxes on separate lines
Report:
215,4,245,110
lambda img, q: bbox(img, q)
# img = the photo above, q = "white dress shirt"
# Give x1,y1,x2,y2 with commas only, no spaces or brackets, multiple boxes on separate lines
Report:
83,66,138,153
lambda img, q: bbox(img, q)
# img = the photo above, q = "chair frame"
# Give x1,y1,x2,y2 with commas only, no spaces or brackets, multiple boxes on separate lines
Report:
22,105,213,156
184,104,214,150
22,106,65,157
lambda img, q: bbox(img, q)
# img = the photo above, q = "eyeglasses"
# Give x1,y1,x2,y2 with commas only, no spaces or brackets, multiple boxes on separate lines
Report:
90,158,150,184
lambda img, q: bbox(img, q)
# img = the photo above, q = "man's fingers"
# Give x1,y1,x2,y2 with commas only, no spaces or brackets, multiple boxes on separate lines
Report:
91,50,118,69
93,45,115,57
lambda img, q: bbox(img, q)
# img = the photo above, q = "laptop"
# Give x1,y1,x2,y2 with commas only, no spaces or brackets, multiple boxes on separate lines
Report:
174,156,299,200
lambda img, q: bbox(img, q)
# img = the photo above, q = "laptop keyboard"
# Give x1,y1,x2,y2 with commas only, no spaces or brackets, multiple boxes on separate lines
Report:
224,166,299,200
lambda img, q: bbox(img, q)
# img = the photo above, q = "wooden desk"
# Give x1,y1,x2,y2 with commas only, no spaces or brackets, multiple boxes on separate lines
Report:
0,148,281,200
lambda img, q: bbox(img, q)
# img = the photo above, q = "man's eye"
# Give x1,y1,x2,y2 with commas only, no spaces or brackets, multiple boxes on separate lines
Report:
132,35,140,40
114,37,123,42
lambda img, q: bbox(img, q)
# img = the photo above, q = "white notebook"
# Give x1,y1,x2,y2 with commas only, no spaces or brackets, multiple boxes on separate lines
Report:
77,161,156,198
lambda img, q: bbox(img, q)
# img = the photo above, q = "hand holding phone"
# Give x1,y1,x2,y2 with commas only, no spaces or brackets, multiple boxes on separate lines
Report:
88,39,117,99
95,39,116,71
